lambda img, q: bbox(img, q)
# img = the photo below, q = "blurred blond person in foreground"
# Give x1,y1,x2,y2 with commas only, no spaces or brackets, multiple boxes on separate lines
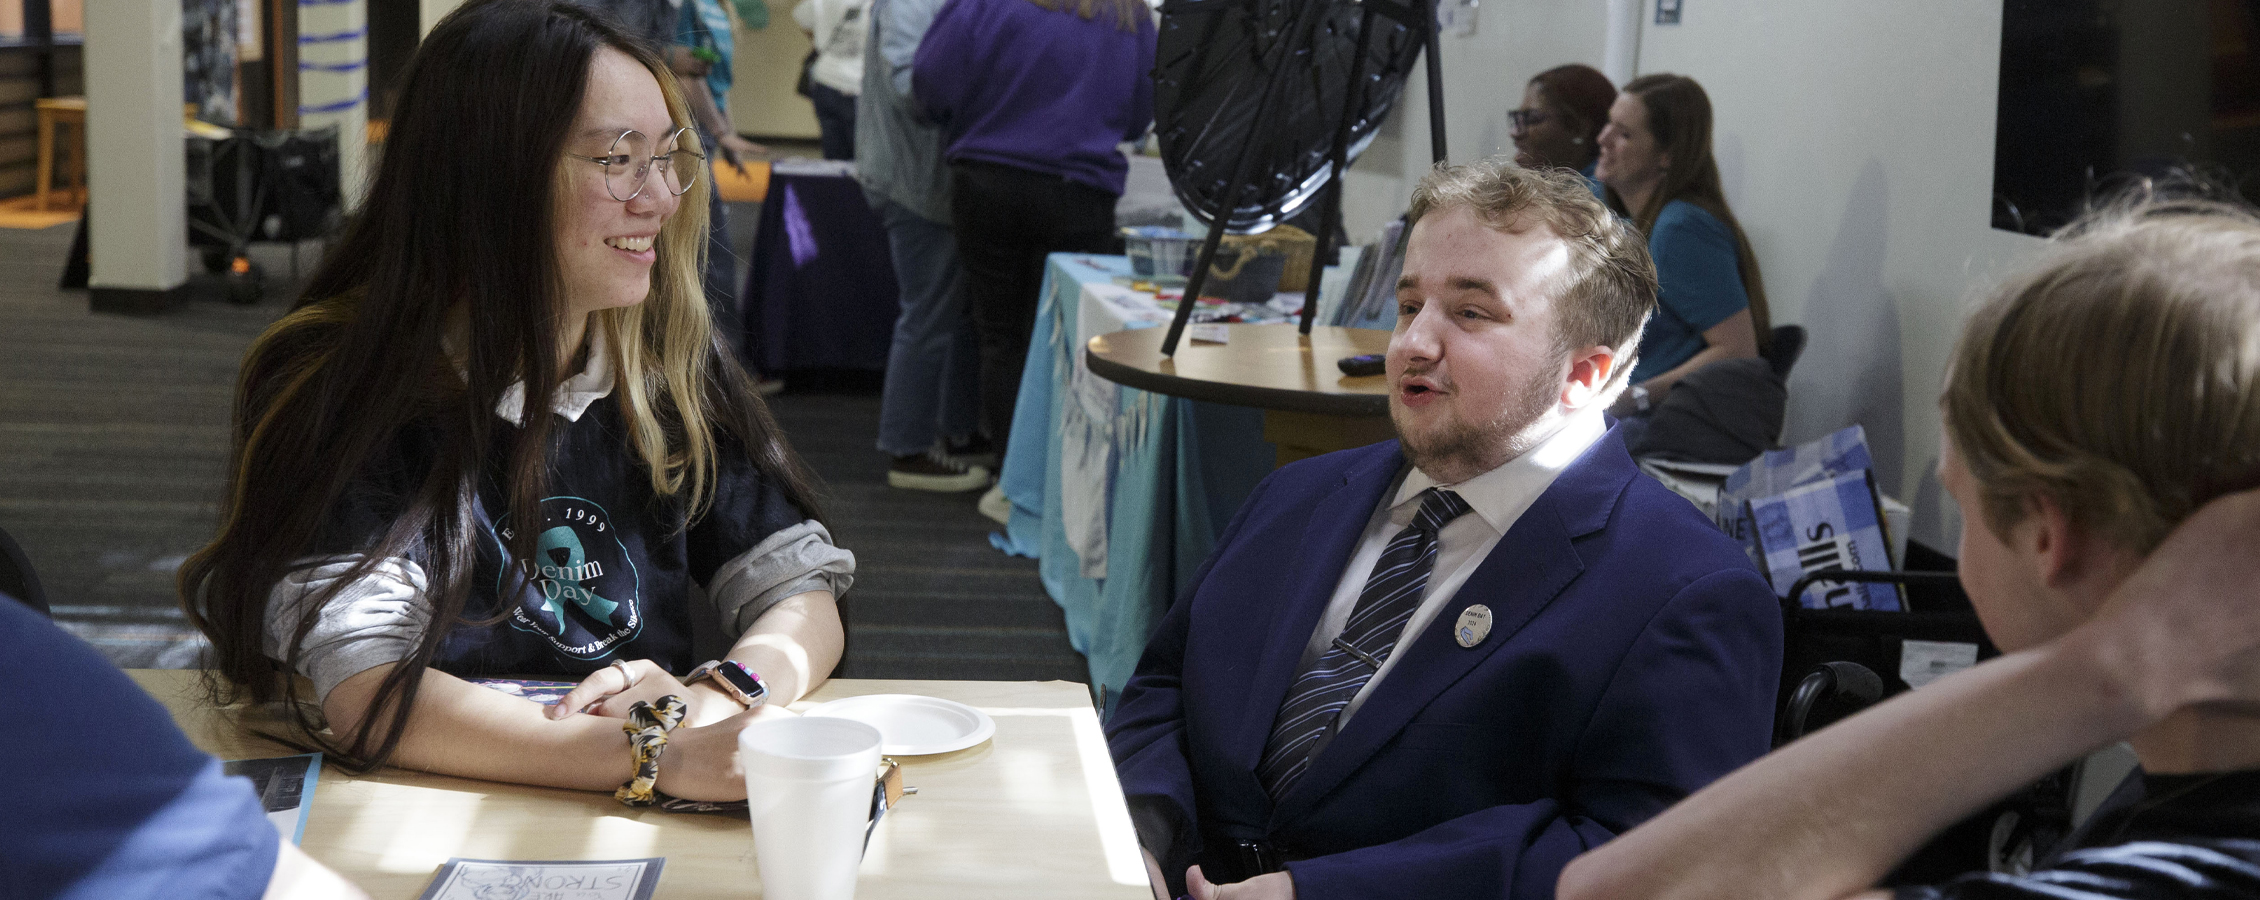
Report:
1559,194,2260,900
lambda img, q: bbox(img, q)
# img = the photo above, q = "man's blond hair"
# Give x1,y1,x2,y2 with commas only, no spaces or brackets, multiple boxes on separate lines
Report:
1407,157,1658,391
1944,195,2260,553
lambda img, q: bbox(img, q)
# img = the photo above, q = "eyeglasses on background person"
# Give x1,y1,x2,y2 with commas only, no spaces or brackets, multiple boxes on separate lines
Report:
1508,107,1552,135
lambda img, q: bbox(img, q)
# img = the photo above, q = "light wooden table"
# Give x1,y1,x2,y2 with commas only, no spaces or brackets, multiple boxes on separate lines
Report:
1084,323,1396,467
131,671,1150,899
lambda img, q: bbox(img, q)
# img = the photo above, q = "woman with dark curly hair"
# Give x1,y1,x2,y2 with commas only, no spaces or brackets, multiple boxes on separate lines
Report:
1511,63,1616,176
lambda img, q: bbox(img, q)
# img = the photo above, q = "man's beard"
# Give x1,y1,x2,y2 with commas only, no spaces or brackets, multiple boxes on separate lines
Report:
1393,361,1561,479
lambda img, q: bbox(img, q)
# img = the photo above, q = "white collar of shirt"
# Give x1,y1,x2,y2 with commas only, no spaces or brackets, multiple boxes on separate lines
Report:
1300,406,1609,734
458,327,617,426
1387,405,1610,536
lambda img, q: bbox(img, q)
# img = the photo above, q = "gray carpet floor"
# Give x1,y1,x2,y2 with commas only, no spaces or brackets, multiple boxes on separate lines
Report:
0,204,1088,685
768,390,1087,682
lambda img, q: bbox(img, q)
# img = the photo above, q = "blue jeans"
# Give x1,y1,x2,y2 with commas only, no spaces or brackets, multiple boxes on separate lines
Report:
874,197,981,456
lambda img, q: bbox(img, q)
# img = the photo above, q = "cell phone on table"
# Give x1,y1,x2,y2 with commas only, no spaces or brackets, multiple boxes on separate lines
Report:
1337,354,1386,377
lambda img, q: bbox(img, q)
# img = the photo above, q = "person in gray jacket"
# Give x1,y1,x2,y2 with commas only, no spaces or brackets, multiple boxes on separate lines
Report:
857,0,990,492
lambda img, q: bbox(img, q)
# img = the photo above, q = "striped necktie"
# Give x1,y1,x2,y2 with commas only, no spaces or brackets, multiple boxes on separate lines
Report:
1257,487,1473,800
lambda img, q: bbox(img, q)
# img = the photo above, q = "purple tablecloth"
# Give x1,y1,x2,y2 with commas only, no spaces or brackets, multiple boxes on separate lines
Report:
741,163,901,372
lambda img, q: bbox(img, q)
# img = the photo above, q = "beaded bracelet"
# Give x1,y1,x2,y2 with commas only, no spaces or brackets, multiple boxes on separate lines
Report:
614,695,688,807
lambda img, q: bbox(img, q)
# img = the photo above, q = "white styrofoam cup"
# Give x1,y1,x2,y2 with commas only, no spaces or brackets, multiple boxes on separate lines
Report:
739,716,884,900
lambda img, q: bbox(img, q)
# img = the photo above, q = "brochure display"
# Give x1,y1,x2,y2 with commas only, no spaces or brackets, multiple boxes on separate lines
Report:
1716,426,1903,610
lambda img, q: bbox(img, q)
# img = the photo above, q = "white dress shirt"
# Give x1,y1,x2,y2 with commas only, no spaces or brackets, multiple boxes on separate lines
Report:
1296,408,1608,731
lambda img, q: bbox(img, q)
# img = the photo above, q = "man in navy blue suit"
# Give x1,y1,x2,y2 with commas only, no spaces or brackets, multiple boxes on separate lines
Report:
1107,159,1783,900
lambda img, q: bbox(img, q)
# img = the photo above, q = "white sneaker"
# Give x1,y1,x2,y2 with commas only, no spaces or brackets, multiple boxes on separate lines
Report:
978,484,1012,525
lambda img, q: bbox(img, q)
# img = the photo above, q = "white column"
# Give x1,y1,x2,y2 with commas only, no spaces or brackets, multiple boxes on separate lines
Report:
85,0,188,313
299,0,369,204
1601,0,1642,85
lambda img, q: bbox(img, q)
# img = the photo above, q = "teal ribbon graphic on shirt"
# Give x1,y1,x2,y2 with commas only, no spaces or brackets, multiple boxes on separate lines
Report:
535,525,621,633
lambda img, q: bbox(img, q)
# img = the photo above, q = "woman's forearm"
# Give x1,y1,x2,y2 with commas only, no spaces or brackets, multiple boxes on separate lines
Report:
1638,308,1761,403
316,593,838,794
1557,636,2147,900
1639,344,1737,401
325,664,634,791
724,590,843,706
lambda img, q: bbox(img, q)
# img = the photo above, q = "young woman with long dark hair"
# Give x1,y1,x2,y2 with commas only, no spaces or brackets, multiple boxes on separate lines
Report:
1596,73,1770,414
180,0,848,802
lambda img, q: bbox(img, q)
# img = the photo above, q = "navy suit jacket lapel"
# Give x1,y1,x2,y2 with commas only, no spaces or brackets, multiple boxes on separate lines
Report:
1221,444,1406,786
1266,431,1637,828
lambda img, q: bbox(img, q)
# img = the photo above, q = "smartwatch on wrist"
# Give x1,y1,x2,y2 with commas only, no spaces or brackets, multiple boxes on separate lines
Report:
685,659,769,708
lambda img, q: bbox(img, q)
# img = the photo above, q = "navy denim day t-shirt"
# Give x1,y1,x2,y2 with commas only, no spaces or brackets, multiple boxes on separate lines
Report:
311,394,812,680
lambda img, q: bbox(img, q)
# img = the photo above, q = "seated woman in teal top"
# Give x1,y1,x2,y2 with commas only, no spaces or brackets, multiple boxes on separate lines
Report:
1595,73,1771,411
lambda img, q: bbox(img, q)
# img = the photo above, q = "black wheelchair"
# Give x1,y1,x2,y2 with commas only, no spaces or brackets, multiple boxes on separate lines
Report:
1775,549,2083,883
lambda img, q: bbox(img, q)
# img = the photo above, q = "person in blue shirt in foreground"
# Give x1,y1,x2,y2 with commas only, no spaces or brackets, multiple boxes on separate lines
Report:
0,595,366,900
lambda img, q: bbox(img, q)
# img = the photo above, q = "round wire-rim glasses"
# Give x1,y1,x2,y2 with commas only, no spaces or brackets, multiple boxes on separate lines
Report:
564,127,706,202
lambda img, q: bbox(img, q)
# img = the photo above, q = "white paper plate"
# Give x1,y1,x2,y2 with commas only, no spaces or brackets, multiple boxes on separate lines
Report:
804,694,997,756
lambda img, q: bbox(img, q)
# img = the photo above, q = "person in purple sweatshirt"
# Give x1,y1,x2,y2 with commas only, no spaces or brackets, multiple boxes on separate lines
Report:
912,0,1156,459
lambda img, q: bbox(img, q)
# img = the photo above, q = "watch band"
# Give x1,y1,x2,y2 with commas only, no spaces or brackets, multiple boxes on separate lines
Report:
686,659,768,708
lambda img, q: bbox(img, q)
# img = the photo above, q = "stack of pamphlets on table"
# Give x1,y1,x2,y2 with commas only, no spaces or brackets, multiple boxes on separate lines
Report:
416,859,664,900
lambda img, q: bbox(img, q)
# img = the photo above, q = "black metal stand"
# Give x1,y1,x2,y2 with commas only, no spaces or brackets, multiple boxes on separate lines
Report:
1420,0,1448,165
1163,0,1451,355
1295,5,1377,335
1158,5,1319,357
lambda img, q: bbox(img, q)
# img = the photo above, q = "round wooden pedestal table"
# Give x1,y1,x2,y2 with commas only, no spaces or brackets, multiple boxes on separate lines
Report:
1083,323,1395,468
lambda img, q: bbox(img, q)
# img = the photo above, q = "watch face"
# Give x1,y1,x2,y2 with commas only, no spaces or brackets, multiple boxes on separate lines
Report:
718,661,766,699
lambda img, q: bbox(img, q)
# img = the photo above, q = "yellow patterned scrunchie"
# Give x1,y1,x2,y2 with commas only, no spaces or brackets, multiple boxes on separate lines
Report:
614,695,689,807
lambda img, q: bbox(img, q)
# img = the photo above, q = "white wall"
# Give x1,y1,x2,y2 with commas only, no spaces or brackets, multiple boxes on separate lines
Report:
1634,0,2041,549
730,0,820,139
421,0,464,35
1343,0,2049,550
1338,0,1613,241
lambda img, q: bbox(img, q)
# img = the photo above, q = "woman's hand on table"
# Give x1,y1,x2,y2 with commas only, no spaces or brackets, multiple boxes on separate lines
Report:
550,659,726,724
654,703,799,801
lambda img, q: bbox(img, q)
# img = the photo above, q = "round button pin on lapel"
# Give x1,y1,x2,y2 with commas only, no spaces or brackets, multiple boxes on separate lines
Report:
1454,604,1493,648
